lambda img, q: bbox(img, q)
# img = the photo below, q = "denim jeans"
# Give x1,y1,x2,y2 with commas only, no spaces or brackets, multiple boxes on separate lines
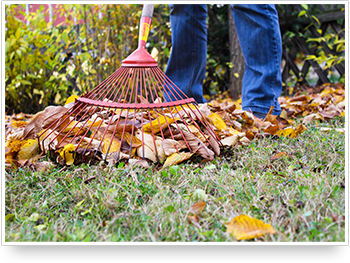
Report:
165,4,282,116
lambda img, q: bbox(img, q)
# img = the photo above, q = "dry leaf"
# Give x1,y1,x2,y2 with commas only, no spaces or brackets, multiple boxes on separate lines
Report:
173,131,215,160
208,112,227,132
270,152,288,161
220,133,244,147
33,161,56,172
187,201,206,228
290,123,307,138
142,115,175,134
162,152,194,168
17,139,41,161
58,143,76,165
225,214,276,240
161,139,181,156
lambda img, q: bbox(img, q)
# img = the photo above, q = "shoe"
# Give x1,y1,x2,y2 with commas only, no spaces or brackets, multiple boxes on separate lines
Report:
252,111,266,120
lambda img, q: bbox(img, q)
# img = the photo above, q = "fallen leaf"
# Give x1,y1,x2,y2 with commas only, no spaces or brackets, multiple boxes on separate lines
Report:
187,201,206,227
65,95,79,105
33,161,56,172
270,152,288,161
142,115,175,134
319,127,345,133
162,152,194,168
161,139,181,156
188,201,206,215
58,143,76,165
225,214,276,240
173,131,215,160
220,133,244,147
289,124,307,138
17,139,41,161
208,112,227,132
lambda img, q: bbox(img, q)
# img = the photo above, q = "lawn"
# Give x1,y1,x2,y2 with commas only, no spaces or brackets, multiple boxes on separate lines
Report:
5,116,345,242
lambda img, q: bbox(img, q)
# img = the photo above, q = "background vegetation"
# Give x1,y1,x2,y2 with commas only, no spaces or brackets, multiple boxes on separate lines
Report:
5,4,345,114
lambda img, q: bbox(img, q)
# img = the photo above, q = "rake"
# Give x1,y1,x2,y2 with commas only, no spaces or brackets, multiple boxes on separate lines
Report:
38,4,221,165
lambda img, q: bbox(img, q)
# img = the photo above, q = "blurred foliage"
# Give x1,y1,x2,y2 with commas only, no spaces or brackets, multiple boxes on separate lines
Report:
5,4,345,114
5,4,172,114
277,4,345,86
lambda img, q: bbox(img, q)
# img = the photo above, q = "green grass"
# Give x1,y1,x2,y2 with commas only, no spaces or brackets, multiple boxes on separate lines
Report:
5,117,345,242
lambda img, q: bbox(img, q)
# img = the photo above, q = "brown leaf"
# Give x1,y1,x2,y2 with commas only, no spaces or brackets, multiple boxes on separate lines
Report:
270,152,288,161
161,139,181,156
187,201,206,228
173,131,214,161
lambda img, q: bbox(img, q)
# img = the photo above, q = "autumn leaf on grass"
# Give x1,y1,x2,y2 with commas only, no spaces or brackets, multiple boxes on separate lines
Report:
270,152,288,162
187,201,206,227
162,152,194,168
289,123,307,138
277,124,307,138
319,127,345,133
220,133,245,147
225,214,276,240
58,143,76,165
303,113,324,125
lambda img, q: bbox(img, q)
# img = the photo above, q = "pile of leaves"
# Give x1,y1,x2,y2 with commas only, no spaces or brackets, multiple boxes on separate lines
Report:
5,83,345,171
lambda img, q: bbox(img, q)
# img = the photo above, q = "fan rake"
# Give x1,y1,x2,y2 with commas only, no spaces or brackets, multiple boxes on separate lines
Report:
38,4,221,165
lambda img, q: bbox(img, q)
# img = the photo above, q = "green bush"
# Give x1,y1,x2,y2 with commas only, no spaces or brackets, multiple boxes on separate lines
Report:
5,5,70,113
5,4,172,114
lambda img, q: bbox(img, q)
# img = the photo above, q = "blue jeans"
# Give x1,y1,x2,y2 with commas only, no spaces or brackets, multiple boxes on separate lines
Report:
165,4,282,116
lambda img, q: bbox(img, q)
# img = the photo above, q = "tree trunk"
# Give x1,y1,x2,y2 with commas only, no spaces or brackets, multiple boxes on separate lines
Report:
228,6,244,100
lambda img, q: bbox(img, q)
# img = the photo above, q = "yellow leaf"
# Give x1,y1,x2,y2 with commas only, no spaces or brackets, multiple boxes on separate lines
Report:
61,120,85,134
17,139,40,161
225,214,276,240
162,152,194,168
58,143,76,165
276,127,294,137
87,119,103,128
11,120,28,128
102,137,121,154
5,139,27,164
142,115,175,134
289,123,307,138
280,109,288,119
208,112,227,132
118,132,142,148
65,95,79,105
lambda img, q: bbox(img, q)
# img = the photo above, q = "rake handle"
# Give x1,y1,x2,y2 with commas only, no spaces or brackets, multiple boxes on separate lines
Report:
141,4,154,18
138,4,154,48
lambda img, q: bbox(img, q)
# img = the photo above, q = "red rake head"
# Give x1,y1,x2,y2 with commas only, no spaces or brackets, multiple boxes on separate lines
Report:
37,64,222,166
37,8,222,166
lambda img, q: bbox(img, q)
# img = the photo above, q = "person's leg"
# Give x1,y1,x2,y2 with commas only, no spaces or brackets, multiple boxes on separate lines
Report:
231,4,282,116
165,4,207,103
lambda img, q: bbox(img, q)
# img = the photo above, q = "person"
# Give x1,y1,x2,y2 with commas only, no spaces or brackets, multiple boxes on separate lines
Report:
164,4,283,119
